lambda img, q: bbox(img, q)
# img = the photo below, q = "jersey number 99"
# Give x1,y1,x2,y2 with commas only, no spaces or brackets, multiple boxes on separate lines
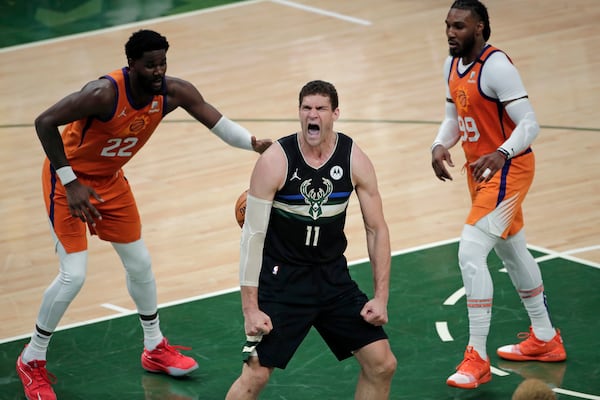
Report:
458,116,480,142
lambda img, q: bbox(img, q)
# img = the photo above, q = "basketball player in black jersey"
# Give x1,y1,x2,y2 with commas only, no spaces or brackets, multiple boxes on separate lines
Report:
226,80,397,399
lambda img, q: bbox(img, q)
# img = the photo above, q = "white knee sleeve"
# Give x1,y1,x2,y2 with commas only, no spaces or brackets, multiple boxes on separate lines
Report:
112,239,157,315
458,224,497,299
37,242,88,332
493,229,542,292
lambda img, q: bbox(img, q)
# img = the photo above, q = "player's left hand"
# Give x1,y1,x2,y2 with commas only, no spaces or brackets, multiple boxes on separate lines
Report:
360,298,389,326
251,136,273,154
470,150,506,183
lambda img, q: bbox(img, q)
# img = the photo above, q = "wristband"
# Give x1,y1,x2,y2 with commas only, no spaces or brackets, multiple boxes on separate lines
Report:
430,141,444,152
56,166,77,185
496,147,510,160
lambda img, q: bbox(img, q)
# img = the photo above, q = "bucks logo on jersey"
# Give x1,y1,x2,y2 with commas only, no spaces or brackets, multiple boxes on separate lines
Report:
300,177,333,220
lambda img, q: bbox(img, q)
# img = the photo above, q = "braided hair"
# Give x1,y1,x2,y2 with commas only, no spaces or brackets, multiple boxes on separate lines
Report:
451,0,491,41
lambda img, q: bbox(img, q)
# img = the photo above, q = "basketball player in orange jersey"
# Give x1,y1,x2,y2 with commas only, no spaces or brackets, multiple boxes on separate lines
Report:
430,0,566,390
16,29,272,400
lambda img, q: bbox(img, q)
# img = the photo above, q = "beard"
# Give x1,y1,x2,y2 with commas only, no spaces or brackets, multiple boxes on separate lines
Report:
140,76,163,95
449,34,476,58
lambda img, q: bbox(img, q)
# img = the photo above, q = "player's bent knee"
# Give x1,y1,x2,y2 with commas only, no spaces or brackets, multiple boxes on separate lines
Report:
113,240,153,280
242,358,271,389
356,341,397,382
124,257,153,281
371,352,397,382
60,269,86,288
458,240,487,276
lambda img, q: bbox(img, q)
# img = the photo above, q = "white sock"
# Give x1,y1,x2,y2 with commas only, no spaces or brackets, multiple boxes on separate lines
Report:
141,316,163,350
467,308,490,360
459,224,496,361
22,329,51,363
522,293,555,341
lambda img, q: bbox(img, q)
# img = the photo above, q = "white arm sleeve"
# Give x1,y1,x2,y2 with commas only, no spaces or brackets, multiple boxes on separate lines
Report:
239,194,272,286
431,101,460,151
481,52,527,102
210,116,253,150
432,57,460,151
499,98,540,158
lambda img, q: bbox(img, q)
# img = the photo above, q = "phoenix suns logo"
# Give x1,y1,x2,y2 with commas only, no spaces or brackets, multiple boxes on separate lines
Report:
455,86,469,112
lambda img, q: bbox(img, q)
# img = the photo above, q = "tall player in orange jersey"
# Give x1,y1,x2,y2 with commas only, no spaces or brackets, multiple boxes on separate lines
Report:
430,0,566,390
16,29,272,400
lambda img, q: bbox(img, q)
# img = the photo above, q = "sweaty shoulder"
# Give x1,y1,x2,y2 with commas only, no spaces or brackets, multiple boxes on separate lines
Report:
79,78,118,118
163,76,201,109
252,139,287,194
164,76,198,96
350,141,376,188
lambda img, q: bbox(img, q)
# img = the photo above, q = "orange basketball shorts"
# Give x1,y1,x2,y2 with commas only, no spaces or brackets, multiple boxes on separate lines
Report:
42,159,141,253
465,151,535,239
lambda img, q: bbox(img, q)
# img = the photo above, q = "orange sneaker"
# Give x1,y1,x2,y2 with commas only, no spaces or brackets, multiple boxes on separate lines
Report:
141,337,199,377
446,346,491,389
16,354,57,400
497,327,566,362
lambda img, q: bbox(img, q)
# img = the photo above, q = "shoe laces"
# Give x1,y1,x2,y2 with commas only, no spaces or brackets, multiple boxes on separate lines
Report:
156,341,192,357
456,348,487,374
517,328,545,345
30,361,57,386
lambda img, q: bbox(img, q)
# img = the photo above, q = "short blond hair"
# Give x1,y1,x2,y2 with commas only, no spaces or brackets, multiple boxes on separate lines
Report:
512,378,556,400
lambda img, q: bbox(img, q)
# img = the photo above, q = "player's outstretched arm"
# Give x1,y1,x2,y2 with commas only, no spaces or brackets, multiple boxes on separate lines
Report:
167,77,272,153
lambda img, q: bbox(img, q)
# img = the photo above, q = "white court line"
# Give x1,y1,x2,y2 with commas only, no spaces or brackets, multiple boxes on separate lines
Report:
490,366,509,377
554,388,600,400
0,287,240,344
270,0,372,26
4,238,597,345
435,321,453,342
443,287,465,306
0,0,373,54
2,238,462,344
101,303,133,314
0,0,263,53
527,243,600,269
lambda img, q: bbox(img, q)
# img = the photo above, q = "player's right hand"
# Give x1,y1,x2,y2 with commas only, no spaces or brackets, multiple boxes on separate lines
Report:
431,144,454,181
243,308,273,336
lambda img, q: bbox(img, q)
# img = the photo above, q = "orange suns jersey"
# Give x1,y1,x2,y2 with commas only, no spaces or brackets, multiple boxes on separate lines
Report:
448,45,517,164
61,67,165,177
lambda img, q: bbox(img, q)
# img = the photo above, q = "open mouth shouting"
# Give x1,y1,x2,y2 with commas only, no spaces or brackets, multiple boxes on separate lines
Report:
307,123,320,136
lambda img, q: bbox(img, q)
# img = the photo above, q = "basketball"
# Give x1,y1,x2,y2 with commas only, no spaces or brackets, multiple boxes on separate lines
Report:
235,189,248,228
512,378,556,400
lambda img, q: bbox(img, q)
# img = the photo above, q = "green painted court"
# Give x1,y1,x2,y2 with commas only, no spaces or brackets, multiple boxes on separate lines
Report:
2,241,598,399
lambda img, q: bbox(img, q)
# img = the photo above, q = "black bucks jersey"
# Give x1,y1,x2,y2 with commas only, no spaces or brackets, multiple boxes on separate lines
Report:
264,132,354,266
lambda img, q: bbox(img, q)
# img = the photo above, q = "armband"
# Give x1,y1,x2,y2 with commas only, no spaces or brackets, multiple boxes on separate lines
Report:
239,194,272,286
431,141,444,152
56,166,77,185
496,147,510,160
210,116,253,150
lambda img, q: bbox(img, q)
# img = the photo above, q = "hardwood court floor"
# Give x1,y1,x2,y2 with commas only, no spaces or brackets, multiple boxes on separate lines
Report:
0,2,599,398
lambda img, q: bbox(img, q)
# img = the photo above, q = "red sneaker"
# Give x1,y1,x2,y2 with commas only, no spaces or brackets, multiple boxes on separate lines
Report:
447,346,491,389
141,338,199,377
16,354,57,400
497,327,566,362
